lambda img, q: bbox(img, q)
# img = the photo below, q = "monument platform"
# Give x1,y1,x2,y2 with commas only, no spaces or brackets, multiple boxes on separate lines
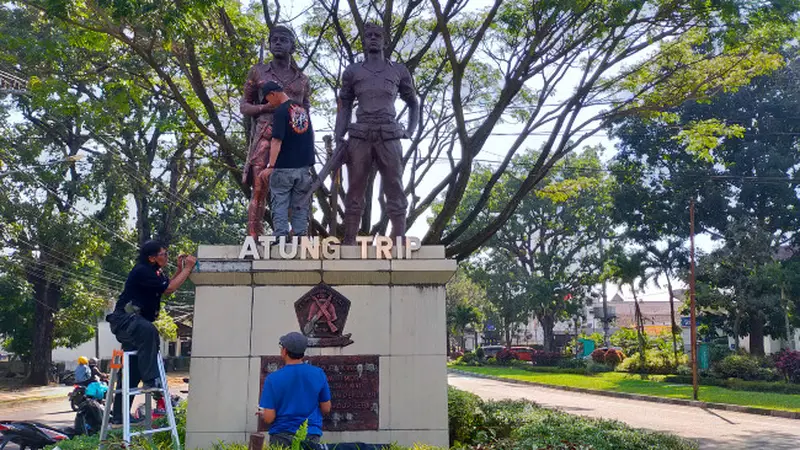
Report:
185,243,455,449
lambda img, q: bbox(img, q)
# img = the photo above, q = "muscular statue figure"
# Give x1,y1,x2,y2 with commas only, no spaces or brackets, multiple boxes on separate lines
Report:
241,25,311,238
334,22,420,244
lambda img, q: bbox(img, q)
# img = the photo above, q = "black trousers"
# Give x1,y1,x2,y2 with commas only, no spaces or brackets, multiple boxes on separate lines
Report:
107,312,160,418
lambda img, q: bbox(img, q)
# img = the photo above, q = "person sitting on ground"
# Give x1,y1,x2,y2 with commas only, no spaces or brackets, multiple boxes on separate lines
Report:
106,240,196,424
257,332,331,447
88,357,108,383
74,356,92,386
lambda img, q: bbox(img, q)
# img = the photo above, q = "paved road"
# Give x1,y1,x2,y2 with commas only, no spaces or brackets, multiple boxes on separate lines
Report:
449,373,800,450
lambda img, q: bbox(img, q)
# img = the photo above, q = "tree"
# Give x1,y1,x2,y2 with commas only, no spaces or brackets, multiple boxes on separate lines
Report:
0,4,244,383
696,219,787,356
611,56,800,356
16,0,798,259
608,250,648,366
446,269,486,353
451,148,613,351
469,253,530,348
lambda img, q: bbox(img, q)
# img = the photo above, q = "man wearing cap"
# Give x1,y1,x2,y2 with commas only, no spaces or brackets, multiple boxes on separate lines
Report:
241,25,311,238
258,332,332,446
259,81,315,238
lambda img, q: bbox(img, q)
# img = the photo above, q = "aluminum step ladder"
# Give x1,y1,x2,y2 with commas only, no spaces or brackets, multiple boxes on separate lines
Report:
99,349,181,449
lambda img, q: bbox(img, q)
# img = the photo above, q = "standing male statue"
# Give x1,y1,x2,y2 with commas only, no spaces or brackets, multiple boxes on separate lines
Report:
334,22,420,244
241,25,311,238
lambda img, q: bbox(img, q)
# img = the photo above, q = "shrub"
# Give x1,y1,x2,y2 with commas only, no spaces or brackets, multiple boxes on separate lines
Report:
448,386,484,446
610,328,646,356
618,350,687,375
590,349,606,364
775,350,800,383
531,350,563,366
557,358,588,370
604,349,626,367
460,351,479,365
712,354,778,381
475,347,485,360
585,361,614,374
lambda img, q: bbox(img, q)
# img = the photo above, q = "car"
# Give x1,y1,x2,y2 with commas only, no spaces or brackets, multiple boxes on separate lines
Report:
510,347,534,361
479,345,505,358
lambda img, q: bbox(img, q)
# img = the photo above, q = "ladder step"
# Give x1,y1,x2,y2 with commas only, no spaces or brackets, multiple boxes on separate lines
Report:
114,387,166,395
131,426,174,436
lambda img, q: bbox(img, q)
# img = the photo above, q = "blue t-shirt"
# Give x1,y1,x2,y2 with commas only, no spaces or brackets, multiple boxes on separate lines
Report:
75,364,91,383
259,363,331,436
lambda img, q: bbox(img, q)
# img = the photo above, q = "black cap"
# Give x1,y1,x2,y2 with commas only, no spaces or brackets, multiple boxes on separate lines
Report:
279,332,308,355
260,81,284,99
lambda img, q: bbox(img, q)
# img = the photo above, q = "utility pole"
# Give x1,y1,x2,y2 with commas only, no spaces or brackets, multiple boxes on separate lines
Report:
600,236,610,347
689,198,699,401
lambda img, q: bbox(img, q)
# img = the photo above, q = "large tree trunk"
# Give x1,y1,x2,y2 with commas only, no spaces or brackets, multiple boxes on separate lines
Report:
665,275,680,365
749,314,766,356
27,259,61,386
540,314,556,352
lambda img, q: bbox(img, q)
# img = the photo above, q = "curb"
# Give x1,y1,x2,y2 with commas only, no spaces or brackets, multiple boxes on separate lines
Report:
0,393,68,409
448,368,800,420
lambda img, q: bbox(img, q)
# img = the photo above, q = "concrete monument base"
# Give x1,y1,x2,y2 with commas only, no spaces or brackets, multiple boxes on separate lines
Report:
185,244,455,450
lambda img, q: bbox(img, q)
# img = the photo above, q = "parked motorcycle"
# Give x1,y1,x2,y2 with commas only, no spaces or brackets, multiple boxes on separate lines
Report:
0,421,73,450
67,385,86,412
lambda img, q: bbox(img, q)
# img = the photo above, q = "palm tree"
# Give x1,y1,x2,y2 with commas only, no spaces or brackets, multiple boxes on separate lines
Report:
641,240,688,366
611,251,648,368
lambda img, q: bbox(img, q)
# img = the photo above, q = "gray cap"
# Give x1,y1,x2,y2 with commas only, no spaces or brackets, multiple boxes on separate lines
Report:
279,332,308,355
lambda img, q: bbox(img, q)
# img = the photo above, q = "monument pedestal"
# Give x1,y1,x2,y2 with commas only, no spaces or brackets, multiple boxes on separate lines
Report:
185,244,455,450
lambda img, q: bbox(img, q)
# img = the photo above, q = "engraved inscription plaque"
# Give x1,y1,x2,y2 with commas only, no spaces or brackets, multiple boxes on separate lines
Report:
259,355,379,432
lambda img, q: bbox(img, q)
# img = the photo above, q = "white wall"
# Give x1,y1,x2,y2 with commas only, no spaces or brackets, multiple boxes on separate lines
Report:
52,320,169,369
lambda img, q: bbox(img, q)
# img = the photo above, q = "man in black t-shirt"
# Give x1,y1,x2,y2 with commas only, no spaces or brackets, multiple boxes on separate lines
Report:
106,240,195,424
258,81,315,237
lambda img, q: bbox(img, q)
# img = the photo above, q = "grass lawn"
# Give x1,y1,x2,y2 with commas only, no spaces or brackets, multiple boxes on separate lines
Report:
452,365,800,412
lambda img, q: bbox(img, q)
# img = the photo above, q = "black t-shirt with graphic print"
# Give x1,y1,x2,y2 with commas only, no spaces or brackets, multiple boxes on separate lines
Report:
272,100,315,169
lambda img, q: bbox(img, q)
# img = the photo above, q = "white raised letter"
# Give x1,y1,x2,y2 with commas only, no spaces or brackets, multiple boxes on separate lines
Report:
322,237,341,259
300,236,320,259
356,236,372,259
396,237,404,259
258,236,276,259
278,236,299,259
239,236,260,259
375,236,393,260
406,237,421,257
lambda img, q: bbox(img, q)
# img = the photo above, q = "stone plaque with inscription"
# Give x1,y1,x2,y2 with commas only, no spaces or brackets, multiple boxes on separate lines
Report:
259,355,379,432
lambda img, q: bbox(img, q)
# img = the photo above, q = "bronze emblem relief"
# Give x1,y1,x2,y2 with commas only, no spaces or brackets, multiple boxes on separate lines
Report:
295,283,354,347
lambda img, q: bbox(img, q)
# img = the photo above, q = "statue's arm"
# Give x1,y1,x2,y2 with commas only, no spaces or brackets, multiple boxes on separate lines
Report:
398,65,419,138
334,67,356,144
239,65,270,117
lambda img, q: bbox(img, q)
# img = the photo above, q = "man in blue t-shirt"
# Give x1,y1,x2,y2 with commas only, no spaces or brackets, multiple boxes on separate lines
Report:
258,80,315,238
258,332,331,446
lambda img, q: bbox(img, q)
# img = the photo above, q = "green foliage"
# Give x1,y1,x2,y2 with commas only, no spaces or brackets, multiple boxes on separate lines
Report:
713,354,780,382
448,386,484,446
462,149,615,350
610,329,645,357
618,350,688,375
447,388,697,450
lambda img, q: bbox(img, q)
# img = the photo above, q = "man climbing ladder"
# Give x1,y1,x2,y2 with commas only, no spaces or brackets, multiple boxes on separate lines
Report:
105,240,196,424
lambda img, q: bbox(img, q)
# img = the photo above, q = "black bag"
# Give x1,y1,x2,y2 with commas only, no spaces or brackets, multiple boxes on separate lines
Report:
74,399,103,435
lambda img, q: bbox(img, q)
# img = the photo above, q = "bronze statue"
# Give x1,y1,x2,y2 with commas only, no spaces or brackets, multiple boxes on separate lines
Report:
241,25,311,238
333,22,420,244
